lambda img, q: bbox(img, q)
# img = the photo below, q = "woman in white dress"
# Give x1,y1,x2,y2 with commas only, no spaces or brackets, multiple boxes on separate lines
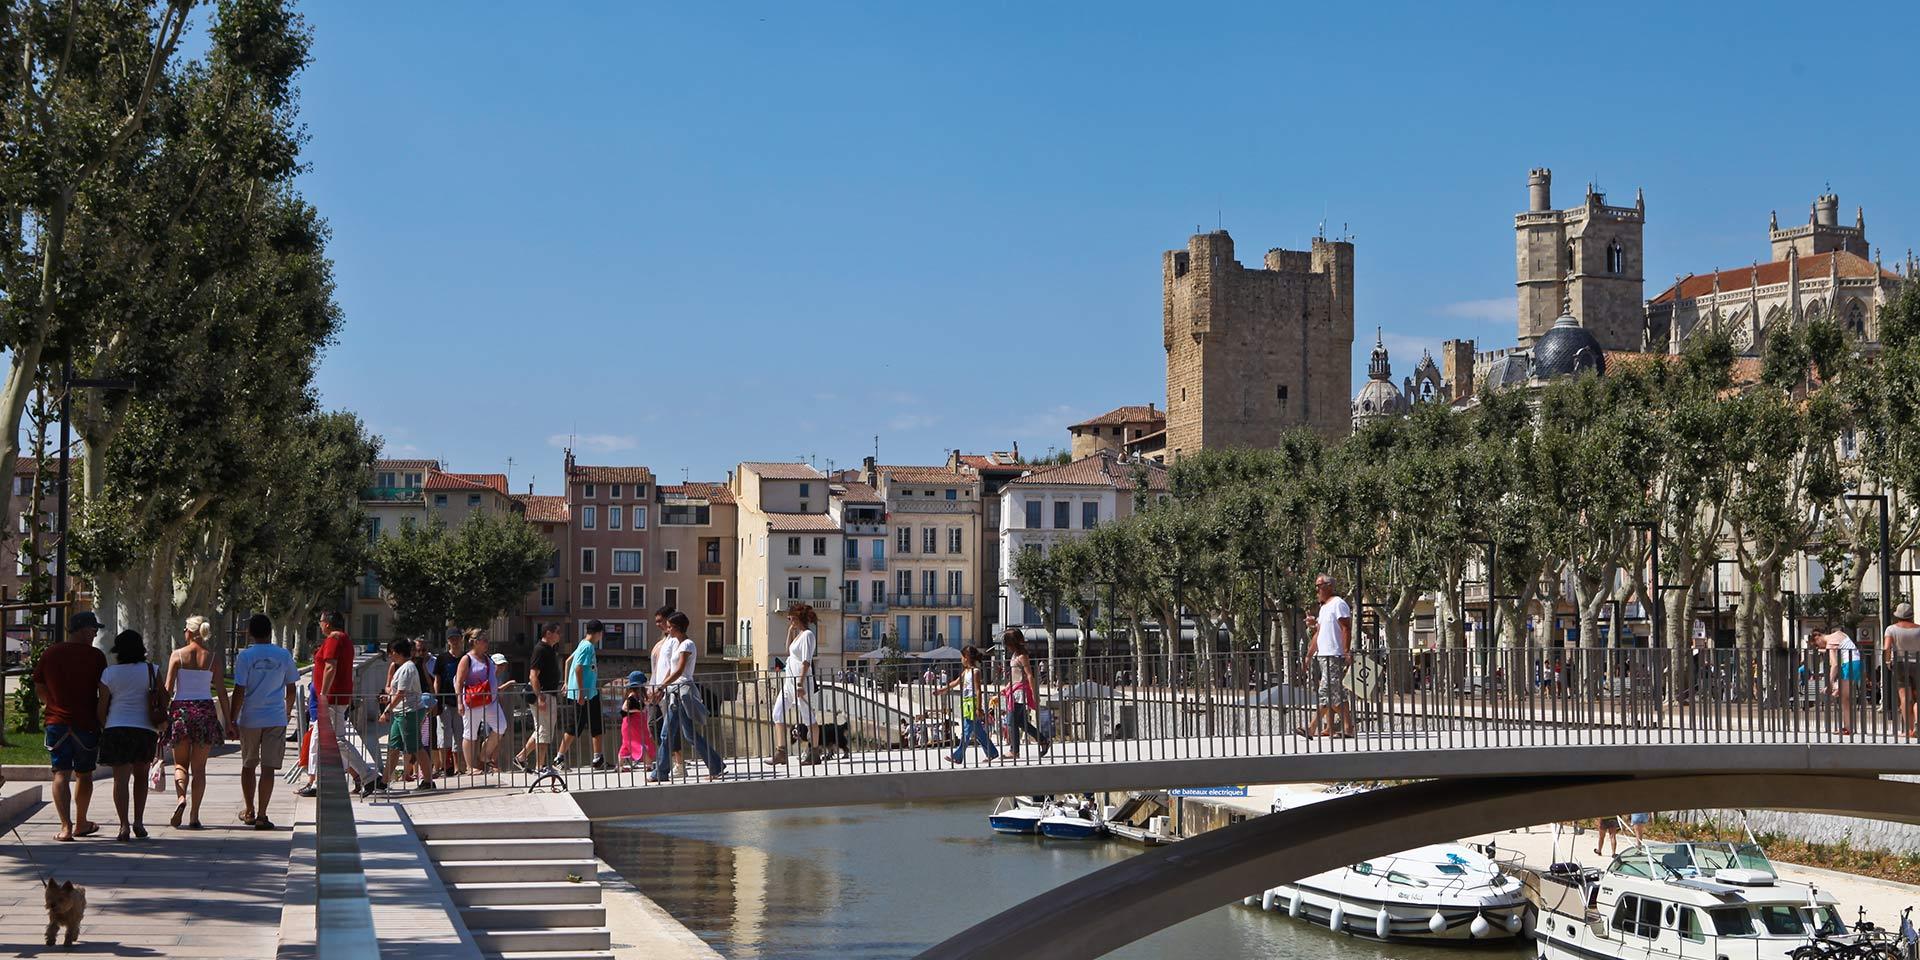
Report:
768,604,821,766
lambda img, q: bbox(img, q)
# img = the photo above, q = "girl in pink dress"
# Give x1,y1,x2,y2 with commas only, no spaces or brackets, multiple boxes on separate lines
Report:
617,671,656,771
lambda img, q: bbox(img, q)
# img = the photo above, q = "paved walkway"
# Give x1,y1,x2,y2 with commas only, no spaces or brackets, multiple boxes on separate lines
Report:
0,747,297,958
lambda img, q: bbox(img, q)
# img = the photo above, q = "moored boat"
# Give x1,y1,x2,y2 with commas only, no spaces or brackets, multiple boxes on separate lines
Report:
987,795,1051,835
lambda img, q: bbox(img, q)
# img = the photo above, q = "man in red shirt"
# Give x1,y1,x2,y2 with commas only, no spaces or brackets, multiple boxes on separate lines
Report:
311,611,375,795
33,611,108,841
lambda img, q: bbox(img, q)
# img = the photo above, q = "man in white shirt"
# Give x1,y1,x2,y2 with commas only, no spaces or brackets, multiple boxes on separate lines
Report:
1297,573,1354,739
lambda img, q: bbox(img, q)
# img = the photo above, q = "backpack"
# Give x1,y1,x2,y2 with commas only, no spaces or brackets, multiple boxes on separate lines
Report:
146,664,170,729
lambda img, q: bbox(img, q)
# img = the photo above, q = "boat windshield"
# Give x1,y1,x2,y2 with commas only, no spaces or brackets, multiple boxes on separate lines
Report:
1684,842,1777,877
1802,907,1845,937
1611,842,1777,879
1756,905,1806,936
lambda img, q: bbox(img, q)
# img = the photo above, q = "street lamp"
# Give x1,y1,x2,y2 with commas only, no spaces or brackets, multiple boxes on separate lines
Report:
55,360,134,641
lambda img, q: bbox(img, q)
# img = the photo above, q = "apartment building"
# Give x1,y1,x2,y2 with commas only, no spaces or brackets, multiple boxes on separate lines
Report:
998,451,1167,634
351,459,435,648
830,479,887,654
950,448,1026,645
1067,404,1165,459
731,461,845,671
564,455,655,664
862,459,982,653
512,493,570,656
654,481,738,661
2,457,59,645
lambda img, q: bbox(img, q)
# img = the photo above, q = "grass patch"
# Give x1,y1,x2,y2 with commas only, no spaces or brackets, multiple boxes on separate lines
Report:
1572,816,1920,886
0,737,48,766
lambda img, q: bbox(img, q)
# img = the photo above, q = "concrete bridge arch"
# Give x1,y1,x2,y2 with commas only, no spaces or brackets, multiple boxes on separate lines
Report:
913,774,1920,960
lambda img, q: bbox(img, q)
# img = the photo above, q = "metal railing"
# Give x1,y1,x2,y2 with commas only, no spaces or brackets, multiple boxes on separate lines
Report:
892,592,972,608
359,486,422,502
324,645,1920,796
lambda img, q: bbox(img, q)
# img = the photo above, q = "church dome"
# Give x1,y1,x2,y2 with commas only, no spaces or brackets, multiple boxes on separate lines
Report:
1351,329,1406,422
1532,309,1607,380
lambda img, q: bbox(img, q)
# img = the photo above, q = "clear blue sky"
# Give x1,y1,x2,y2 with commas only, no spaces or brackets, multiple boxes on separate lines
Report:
296,1,1920,492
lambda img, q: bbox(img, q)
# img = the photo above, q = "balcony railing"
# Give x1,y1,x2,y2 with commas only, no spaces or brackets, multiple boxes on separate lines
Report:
843,520,885,535
360,486,423,502
890,500,974,514
892,593,973,609
845,556,863,571
773,596,838,613
869,556,888,570
720,644,754,661
698,560,721,575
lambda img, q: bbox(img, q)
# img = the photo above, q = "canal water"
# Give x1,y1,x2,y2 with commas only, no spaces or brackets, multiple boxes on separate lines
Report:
596,801,1522,959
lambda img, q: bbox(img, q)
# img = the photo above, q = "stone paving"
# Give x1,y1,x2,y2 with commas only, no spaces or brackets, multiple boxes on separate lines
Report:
0,746,297,958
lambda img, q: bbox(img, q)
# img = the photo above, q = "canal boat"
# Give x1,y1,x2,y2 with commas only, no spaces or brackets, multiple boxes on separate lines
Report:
1531,840,1865,960
1247,786,1531,943
987,796,1051,835
1036,796,1107,840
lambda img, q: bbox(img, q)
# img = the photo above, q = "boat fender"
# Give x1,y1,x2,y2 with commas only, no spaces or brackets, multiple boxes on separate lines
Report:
1288,890,1304,918
1328,903,1345,933
1243,895,1256,907
1502,911,1523,933
1469,914,1492,939
1428,912,1448,934
1260,889,1278,911
1375,911,1390,939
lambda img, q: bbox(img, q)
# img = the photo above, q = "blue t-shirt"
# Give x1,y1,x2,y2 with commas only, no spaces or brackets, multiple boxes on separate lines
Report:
233,643,300,729
565,640,598,701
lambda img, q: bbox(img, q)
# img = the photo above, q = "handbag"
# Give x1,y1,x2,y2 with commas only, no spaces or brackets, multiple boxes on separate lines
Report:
462,658,494,709
146,664,170,729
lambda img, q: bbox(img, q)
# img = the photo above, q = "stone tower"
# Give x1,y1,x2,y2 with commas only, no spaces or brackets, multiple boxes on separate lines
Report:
1768,191,1870,260
1162,230,1354,458
1514,168,1645,351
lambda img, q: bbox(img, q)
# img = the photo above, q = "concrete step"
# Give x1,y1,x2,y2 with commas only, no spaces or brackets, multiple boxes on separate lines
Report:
449,880,604,907
435,859,600,884
461,903,607,929
485,951,615,960
415,817,590,841
470,927,612,954
423,836,596,863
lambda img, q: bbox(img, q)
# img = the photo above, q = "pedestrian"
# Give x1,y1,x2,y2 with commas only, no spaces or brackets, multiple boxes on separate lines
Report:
649,612,724,782
164,615,226,830
936,645,998,765
512,623,563,773
313,610,378,797
767,604,819,766
228,613,299,829
1810,626,1861,735
453,628,506,776
96,629,160,841
1297,573,1355,739
1594,815,1620,857
648,607,681,776
616,671,655,772
999,629,1051,759
427,628,464,778
34,611,106,841
555,620,606,770
1883,602,1919,740
378,639,430,792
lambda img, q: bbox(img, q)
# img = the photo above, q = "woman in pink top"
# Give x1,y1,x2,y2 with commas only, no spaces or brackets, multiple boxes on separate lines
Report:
999,630,1051,759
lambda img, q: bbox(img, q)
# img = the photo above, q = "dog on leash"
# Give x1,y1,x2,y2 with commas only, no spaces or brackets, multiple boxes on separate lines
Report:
790,721,853,759
44,877,85,948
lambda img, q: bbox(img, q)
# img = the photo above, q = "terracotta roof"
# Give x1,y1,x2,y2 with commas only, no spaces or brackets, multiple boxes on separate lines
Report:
1649,251,1898,305
425,470,508,494
874,464,976,487
1006,452,1169,491
1070,405,1165,429
660,482,735,505
741,461,825,480
518,494,569,524
833,481,884,504
765,512,843,532
955,453,1025,473
568,464,655,484
376,458,439,471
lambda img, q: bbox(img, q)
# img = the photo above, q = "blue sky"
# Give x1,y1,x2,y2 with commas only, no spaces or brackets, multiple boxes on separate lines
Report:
295,2,1920,491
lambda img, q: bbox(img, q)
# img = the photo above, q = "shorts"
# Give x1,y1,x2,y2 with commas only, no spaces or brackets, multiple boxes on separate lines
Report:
1838,660,1863,683
772,678,814,725
436,699,459,750
238,725,288,770
1599,817,1621,830
97,727,157,768
1893,658,1920,695
388,710,422,754
463,702,506,741
1314,655,1351,706
531,697,559,744
566,695,603,737
45,725,99,773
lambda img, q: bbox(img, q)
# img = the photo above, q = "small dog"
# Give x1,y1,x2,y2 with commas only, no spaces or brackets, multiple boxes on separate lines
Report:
791,721,853,759
44,877,85,948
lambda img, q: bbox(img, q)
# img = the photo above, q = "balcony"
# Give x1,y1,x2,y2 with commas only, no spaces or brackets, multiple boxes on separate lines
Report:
892,593,973,609
869,556,887,570
773,596,837,613
890,500,973,515
721,644,755,661
842,520,885,536
844,600,864,615
845,556,863,571
361,486,423,502
698,560,721,575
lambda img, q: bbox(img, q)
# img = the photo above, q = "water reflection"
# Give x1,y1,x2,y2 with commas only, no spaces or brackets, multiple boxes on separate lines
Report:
596,802,1521,959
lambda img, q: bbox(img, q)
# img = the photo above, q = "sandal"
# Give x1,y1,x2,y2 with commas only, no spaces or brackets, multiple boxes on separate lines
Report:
132,824,148,839
73,821,99,838
116,828,131,842
1292,725,1315,739
238,810,256,825
170,802,187,828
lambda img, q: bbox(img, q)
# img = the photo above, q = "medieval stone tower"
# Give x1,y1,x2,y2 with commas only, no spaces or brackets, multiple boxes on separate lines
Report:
1514,168,1645,351
1162,230,1354,458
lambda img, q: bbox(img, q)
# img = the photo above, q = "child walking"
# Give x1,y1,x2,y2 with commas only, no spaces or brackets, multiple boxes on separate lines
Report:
617,671,655,772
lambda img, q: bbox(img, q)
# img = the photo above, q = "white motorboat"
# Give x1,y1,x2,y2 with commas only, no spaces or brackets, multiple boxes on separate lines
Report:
987,795,1051,835
1037,796,1107,840
1533,840,1864,960
1246,786,1531,943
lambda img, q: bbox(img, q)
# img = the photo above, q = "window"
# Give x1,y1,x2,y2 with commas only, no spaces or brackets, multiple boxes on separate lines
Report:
787,536,802,555
1707,908,1755,937
705,621,725,655
947,614,963,644
467,494,481,507
581,583,596,608
610,484,622,499
584,483,596,499
1607,240,1625,274
405,472,422,487
362,614,379,644
367,516,381,544
706,581,725,616
922,615,938,644
609,506,623,530
810,576,826,599
540,581,555,608
922,528,936,553
664,549,678,572
844,579,859,602
613,549,644,574
897,526,912,553
608,584,622,609
632,506,647,529
846,539,859,559
897,569,912,598
1025,500,1041,529
812,536,827,556
947,570,964,596
945,488,957,500
360,570,380,600
581,505,597,529
786,577,801,599
1082,501,1099,529
662,503,710,525
922,570,937,597
799,482,811,497
948,527,962,553
896,615,911,643
1610,895,1662,940
581,548,596,573
377,471,395,488
434,494,448,507
872,580,886,603
1678,908,1703,943
660,587,678,614
1756,906,1806,937
1054,501,1070,529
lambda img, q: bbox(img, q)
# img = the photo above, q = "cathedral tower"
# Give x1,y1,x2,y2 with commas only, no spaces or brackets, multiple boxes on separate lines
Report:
1514,168,1645,351
1163,230,1354,459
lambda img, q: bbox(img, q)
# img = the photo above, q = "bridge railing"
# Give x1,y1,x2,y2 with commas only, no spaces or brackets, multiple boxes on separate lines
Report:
329,644,1918,793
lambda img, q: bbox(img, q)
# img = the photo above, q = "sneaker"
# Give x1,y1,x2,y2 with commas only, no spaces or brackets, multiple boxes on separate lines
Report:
296,784,317,798
416,779,435,792
1039,739,1052,758
591,755,607,770
253,817,277,830
511,755,532,774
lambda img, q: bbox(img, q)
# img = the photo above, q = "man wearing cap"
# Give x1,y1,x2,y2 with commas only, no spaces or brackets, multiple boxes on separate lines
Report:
1298,574,1355,739
34,611,108,840
1886,602,1920,739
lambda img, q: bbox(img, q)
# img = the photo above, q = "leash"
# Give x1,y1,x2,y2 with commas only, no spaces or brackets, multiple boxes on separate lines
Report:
8,824,51,884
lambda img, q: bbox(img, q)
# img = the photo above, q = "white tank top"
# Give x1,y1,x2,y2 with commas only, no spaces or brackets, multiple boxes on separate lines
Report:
174,667,214,701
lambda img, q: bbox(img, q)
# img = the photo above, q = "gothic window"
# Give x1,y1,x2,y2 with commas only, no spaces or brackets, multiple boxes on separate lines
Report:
1606,241,1625,275
1843,299,1867,337
1565,241,1576,274
1804,298,1827,322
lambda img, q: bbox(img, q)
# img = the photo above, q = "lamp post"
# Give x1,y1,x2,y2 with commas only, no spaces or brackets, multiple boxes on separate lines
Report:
55,360,134,642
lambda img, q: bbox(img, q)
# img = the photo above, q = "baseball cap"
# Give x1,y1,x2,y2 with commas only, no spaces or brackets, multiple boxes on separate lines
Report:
69,611,103,634
490,653,507,666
